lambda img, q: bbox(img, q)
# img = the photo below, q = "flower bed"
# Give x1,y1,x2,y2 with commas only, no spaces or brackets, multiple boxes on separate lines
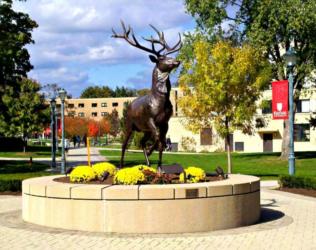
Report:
64,163,222,185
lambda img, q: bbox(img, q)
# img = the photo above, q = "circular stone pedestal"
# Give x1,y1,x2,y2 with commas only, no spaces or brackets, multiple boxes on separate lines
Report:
22,174,260,234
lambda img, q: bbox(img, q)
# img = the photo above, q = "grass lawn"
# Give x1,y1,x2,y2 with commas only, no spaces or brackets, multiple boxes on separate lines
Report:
0,146,60,158
100,150,316,179
0,160,51,191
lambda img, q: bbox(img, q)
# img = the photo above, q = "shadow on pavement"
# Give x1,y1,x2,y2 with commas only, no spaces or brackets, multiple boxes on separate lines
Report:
259,207,285,223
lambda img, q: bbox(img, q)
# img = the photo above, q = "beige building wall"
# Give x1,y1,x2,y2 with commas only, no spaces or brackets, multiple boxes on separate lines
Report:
55,86,316,153
233,87,316,153
169,86,316,153
56,97,136,120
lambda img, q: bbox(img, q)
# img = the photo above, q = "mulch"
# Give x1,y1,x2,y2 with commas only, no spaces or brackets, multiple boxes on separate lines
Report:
279,187,316,198
54,175,223,185
0,191,22,196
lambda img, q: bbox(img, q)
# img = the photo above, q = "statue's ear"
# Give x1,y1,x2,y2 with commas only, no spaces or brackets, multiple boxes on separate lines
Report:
149,55,158,63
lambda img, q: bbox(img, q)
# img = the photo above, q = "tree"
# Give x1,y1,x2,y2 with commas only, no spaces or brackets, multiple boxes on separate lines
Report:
0,0,38,133
178,40,271,173
113,86,136,97
183,0,316,158
99,117,111,136
108,109,120,138
0,78,49,152
80,86,113,98
80,85,136,98
136,88,150,96
88,120,99,138
65,117,88,137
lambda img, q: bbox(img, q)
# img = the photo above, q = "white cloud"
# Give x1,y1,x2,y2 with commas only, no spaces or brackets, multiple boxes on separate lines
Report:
13,0,194,96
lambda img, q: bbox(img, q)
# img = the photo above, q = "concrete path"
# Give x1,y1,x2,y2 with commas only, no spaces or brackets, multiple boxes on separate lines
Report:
0,147,107,168
0,187,315,249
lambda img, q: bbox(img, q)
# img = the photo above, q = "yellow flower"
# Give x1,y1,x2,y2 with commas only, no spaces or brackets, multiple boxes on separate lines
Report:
92,162,117,178
70,166,96,183
114,167,145,185
179,167,206,183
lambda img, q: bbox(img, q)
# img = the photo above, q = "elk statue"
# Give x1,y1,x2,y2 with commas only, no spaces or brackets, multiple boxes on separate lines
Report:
112,21,182,168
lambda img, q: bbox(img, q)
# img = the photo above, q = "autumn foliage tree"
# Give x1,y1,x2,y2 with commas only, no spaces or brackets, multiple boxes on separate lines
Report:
64,117,88,137
179,40,271,173
88,120,99,138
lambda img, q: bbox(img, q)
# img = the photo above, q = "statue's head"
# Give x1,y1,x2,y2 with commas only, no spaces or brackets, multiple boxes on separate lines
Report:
112,21,182,73
149,55,180,73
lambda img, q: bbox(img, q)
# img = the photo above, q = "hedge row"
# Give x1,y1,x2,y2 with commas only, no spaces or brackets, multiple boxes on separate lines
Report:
279,175,316,190
0,172,51,192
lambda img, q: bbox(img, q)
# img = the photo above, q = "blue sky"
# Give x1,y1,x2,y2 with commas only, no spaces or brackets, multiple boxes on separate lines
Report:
13,0,196,97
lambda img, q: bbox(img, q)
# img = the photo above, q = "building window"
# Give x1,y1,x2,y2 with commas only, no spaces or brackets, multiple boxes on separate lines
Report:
235,142,244,152
78,103,84,108
68,111,75,117
112,102,118,107
68,103,74,109
262,100,272,114
200,128,212,145
296,99,310,113
78,112,85,117
92,103,97,108
101,102,107,107
56,104,61,109
91,112,98,117
294,124,310,142
101,112,108,117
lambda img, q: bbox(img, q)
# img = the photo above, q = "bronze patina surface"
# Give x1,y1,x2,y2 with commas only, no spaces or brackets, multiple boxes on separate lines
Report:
112,21,182,167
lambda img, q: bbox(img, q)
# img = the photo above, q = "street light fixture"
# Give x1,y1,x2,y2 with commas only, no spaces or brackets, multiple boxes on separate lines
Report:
58,88,67,174
284,47,297,175
50,96,56,169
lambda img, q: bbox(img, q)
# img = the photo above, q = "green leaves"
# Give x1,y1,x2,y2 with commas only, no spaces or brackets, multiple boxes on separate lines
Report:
179,39,271,138
0,78,49,138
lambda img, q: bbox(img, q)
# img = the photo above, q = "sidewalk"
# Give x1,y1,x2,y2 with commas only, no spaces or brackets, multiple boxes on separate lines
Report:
0,147,107,168
0,187,315,249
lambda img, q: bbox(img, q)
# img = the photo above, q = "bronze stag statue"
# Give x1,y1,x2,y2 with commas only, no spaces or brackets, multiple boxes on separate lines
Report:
112,21,181,168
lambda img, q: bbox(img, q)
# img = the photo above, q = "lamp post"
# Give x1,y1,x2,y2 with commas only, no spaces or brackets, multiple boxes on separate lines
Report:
55,111,59,153
58,88,67,174
284,47,297,175
50,96,56,169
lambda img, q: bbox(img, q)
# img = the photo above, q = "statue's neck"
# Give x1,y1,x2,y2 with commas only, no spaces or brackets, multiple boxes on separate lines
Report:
152,67,169,85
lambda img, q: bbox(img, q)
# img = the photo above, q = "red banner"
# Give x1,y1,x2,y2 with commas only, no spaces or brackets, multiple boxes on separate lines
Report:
272,80,289,120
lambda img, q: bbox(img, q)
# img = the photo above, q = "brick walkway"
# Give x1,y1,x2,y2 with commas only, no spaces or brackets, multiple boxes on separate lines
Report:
0,187,315,250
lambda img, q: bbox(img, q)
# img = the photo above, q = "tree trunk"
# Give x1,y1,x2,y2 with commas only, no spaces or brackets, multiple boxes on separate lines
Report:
225,118,232,174
23,137,27,153
280,120,290,159
280,101,297,159
226,134,232,174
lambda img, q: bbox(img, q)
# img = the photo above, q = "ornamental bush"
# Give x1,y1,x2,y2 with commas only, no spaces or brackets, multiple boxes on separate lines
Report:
70,166,96,183
114,167,145,185
92,162,117,178
179,167,206,183
279,175,316,190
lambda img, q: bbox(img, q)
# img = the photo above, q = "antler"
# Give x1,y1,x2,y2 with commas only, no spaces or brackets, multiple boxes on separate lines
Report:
112,20,182,56
146,25,182,55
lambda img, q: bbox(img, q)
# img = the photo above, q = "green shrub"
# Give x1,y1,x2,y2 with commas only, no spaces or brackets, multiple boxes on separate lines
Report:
0,172,51,192
279,175,316,190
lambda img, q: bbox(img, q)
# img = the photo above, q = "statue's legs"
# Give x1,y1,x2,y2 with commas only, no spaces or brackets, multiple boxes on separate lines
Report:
120,127,133,168
141,132,152,166
158,123,168,167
